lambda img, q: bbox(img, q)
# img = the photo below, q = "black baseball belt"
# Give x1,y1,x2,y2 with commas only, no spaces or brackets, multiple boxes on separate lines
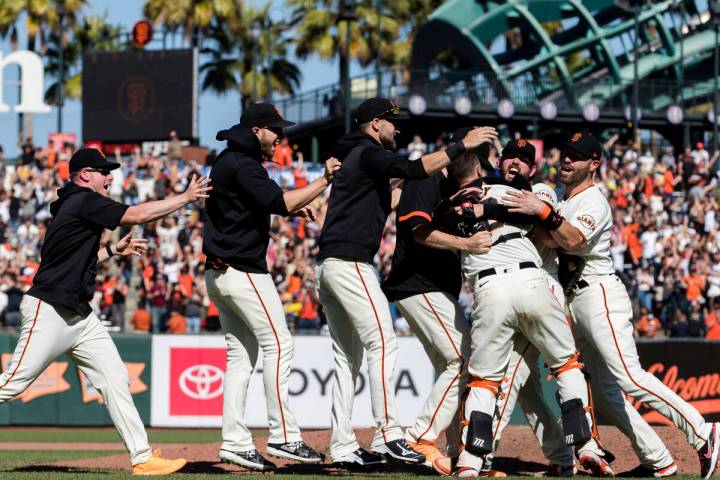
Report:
476,261,537,280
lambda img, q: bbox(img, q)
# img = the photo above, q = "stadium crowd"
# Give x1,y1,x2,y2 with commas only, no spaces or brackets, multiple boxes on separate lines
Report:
0,130,719,340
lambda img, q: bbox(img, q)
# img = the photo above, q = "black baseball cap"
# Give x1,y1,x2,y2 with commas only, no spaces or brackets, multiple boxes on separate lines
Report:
69,148,121,174
449,127,494,172
354,97,404,124
500,138,536,164
563,132,602,160
240,102,295,128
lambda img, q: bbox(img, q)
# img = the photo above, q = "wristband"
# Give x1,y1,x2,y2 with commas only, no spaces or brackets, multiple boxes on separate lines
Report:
542,210,564,231
445,141,466,161
539,204,552,221
106,244,114,257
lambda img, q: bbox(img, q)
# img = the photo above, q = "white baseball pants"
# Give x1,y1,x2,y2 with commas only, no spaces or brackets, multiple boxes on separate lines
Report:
0,295,151,465
460,268,598,470
485,276,572,468
570,275,710,452
486,334,574,468
395,291,469,450
205,268,302,451
315,258,404,460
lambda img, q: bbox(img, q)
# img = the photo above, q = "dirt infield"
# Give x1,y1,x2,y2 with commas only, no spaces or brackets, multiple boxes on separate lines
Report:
34,425,700,475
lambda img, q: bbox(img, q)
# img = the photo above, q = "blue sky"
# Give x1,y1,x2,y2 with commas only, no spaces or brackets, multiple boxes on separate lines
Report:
0,0,374,157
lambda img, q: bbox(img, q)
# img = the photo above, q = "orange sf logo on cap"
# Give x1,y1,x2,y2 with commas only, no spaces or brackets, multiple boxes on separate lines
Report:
571,133,582,142
517,139,527,147
274,106,283,117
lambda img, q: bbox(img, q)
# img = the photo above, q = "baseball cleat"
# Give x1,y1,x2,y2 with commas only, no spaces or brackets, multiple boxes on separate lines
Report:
132,449,186,476
699,422,720,479
578,450,615,477
619,462,677,477
219,448,276,471
407,440,444,467
333,448,386,468
533,463,576,477
267,441,324,463
372,438,426,464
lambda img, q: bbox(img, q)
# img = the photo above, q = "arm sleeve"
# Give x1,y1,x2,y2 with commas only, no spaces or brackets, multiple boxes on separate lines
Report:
565,199,611,245
360,148,428,180
396,178,437,231
80,193,130,230
236,164,289,216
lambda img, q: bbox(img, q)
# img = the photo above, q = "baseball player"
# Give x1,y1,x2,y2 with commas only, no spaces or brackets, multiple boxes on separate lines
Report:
316,97,497,467
431,140,579,477
503,131,720,479
0,148,209,475
203,103,338,471
432,138,608,478
381,128,492,467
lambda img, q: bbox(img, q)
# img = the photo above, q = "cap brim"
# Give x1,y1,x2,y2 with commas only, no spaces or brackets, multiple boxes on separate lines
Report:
562,143,588,158
99,162,122,171
269,119,295,128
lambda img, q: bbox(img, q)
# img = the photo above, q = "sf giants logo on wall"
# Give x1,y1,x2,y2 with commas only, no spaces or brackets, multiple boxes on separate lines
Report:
117,75,156,123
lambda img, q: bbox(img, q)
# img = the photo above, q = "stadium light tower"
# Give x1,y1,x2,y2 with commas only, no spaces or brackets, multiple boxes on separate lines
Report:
338,0,357,134
617,0,646,141
57,0,65,132
711,0,720,151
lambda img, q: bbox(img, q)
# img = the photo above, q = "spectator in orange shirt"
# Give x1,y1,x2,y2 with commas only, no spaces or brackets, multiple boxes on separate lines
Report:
132,307,151,332
635,308,659,338
272,136,293,168
167,311,187,334
683,268,706,303
706,304,720,340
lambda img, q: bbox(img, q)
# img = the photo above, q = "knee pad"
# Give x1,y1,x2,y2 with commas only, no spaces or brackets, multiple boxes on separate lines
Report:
465,411,493,455
560,398,592,446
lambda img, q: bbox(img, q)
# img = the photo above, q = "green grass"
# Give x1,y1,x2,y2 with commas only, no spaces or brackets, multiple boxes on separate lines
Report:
0,428,267,444
0,450,124,470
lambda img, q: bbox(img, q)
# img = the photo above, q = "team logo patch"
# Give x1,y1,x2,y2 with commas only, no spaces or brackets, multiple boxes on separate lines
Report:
571,133,582,142
576,214,596,231
535,190,553,203
517,139,527,147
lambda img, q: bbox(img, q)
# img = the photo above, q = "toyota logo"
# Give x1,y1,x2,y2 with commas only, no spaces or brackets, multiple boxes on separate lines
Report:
178,364,224,400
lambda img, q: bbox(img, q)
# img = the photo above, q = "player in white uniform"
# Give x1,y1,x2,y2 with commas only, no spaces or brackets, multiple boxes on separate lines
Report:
503,131,720,479
435,138,606,478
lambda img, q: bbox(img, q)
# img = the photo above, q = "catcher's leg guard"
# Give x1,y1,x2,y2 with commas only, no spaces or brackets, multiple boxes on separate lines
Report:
560,398,592,446
465,411,493,455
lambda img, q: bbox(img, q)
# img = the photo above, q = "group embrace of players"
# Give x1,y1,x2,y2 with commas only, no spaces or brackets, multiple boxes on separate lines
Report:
1,98,719,477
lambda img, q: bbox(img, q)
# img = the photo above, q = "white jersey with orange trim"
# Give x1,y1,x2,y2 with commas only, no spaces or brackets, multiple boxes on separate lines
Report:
532,183,559,277
462,183,541,284
556,184,613,275
562,181,712,468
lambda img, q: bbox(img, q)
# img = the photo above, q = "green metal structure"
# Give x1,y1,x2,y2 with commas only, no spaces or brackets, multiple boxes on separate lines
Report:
411,0,717,114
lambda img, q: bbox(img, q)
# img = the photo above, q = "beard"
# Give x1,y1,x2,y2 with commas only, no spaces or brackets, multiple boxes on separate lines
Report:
260,140,275,159
561,164,590,185
379,131,397,151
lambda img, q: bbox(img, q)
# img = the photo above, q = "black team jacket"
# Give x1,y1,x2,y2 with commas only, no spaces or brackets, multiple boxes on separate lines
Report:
318,131,429,264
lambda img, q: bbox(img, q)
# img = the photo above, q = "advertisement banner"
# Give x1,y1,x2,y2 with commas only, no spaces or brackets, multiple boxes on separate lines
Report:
150,335,434,428
0,333,152,425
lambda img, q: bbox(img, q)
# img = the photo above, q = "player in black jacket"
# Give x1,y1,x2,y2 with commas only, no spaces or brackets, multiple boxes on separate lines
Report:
315,97,497,467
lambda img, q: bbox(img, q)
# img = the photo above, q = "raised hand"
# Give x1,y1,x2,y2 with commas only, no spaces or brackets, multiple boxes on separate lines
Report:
324,157,341,183
461,126,499,150
114,232,149,257
184,175,212,203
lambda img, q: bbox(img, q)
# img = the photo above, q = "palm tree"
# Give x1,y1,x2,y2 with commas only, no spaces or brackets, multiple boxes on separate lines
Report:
200,3,301,111
288,0,401,94
43,15,123,105
143,0,240,48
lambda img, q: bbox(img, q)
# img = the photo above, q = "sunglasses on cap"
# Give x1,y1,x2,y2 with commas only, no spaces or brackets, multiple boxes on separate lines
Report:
563,150,590,162
377,105,401,119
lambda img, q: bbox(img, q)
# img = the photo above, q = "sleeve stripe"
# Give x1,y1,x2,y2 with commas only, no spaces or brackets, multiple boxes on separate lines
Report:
398,211,432,222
